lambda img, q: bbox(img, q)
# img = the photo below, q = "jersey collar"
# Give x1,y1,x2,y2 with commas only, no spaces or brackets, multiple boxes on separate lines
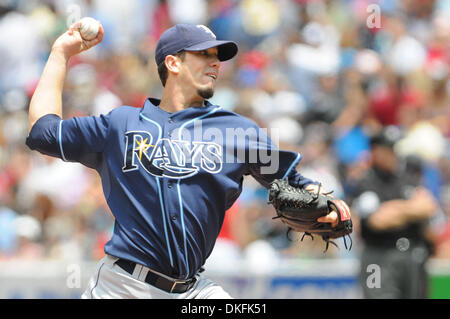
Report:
140,98,219,121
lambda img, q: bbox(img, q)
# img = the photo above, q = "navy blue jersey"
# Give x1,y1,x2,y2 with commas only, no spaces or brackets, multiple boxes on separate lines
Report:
26,98,315,279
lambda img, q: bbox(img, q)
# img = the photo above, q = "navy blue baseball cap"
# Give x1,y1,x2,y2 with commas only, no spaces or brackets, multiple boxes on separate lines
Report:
155,24,238,65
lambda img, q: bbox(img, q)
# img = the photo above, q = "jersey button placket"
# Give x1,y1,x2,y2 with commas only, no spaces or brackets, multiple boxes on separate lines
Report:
167,117,173,140
165,116,173,189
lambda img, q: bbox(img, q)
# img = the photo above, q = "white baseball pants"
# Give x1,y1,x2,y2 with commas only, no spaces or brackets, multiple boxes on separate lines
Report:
81,254,232,299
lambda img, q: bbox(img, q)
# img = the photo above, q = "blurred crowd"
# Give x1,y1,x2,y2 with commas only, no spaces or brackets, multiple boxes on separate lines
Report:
0,0,449,270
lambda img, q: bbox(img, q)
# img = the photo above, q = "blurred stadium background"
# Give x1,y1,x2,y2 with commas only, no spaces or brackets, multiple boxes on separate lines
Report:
0,0,449,298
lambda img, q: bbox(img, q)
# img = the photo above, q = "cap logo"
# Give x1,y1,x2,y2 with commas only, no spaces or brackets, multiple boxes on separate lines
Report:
196,25,216,38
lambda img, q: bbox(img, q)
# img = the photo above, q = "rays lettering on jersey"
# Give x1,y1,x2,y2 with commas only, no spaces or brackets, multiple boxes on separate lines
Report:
122,131,222,179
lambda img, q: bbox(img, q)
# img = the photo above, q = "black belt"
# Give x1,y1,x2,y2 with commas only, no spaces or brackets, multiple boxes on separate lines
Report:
115,258,197,294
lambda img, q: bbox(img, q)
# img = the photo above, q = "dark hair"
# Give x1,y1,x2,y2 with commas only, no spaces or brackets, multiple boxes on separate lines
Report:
157,51,186,87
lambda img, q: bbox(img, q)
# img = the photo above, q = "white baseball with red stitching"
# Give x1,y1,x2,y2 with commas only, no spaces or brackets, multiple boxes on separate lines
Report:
79,17,100,41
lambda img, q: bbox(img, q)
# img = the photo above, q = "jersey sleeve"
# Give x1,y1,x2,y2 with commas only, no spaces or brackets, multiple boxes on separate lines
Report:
26,112,111,169
244,124,317,189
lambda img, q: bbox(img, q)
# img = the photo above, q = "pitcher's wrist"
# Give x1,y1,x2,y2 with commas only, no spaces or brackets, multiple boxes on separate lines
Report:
50,45,72,62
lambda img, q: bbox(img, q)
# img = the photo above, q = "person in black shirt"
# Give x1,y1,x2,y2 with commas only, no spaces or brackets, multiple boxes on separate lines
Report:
350,127,437,299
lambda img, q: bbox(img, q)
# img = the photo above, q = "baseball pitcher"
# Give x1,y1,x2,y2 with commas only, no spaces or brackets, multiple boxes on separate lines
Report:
26,21,351,298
